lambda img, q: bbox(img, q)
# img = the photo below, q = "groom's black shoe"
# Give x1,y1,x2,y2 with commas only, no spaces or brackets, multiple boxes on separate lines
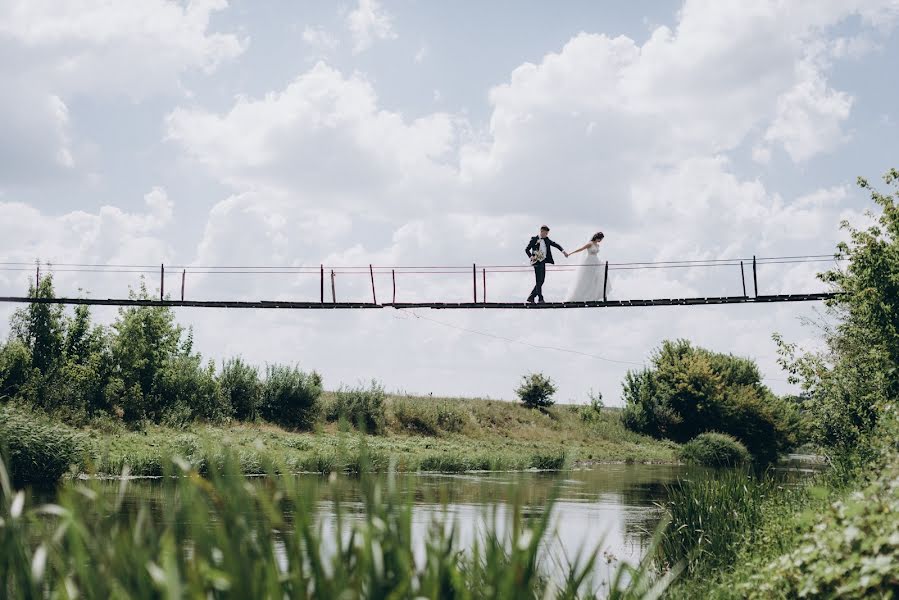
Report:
538,297,546,304
526,296,536,304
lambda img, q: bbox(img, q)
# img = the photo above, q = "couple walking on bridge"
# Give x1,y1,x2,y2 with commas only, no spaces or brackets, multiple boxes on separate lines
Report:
525,225,611,303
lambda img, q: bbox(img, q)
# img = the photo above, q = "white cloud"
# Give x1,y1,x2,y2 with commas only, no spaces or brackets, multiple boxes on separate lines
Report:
302,25,339,52
166,62,459,215
0,188,174,291
346,0,397,54
0,0,246,185
414,44,429,64
763,56,854,162
0,0,247,97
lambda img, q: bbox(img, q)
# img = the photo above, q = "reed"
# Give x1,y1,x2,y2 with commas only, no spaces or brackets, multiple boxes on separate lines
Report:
0,449,674,599
656,469,770,575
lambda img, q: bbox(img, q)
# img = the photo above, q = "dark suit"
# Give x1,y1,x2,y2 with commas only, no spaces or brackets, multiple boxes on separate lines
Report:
525,236,565,301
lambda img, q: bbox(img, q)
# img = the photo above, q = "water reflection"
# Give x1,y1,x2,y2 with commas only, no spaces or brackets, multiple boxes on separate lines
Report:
70,463,813,592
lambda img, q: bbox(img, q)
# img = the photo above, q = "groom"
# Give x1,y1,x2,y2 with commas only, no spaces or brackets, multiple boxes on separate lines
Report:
525,225,568,303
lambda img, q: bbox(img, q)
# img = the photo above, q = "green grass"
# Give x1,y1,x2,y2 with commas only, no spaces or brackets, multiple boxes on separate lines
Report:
656,469,773,577
0,451,675,599
0,404,87,486
661,471,834,599
79,394,676,478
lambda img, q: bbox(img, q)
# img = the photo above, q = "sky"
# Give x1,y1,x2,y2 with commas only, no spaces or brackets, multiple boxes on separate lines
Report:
1,0,898,405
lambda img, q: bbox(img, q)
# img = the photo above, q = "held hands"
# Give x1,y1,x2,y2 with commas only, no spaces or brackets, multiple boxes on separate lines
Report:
564,251,569,258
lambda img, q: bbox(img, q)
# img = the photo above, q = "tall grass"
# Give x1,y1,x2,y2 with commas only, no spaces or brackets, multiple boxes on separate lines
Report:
657,469,770,575
0,404,85,486
0,449,675,599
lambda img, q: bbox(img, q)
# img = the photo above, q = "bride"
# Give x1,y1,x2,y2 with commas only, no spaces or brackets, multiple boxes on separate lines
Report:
565,232,611,301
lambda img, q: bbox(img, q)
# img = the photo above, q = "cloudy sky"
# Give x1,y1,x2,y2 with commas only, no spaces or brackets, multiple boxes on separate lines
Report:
1,0,898,404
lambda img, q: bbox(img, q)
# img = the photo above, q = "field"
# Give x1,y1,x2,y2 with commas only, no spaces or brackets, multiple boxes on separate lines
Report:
82,393,677,477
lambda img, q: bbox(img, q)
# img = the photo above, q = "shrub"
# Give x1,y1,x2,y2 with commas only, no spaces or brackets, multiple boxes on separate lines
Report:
679,432,750,467
515,373,557,409
435,403,468,433
390,398,469,435
158,356,227,423
260,365,322,430
0,340,31,401
391,398,439,435
741,454,899,598
219,357,261,421
579,390,605,424
332,381,386,434
622,339,800,463
0,404,85,486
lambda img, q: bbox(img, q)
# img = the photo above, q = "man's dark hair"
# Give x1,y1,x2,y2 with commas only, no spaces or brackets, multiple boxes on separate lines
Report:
540,225,550,232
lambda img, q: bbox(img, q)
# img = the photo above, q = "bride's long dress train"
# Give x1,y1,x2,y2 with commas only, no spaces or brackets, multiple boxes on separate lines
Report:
565,244,610,301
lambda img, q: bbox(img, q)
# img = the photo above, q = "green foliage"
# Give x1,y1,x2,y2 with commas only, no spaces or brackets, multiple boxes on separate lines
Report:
739,455,899,598
219,357,261,421
0,341,31,401
579,390,605,424
658,469,770,576
0,442,670,600
390,397,470,436
0,448,673,599
260,364,323,430
107,283,186,422
330,380,387,434
777,170,899,461
516,373,557,409
0,404,85,486
158,356,227,424
679,432,750,468
622,339,800,463
9,274,65,379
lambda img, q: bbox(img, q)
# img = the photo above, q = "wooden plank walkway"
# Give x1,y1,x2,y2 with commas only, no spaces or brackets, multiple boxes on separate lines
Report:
0,292,837,310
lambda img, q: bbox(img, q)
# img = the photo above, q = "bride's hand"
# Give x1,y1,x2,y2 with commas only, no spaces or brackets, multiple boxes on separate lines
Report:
564,252,569,258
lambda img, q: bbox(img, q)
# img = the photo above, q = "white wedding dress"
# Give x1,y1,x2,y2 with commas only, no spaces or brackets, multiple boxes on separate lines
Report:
565,242,611,301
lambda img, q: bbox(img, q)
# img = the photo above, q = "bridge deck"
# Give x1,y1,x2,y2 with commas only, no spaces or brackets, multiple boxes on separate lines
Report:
0,293,836,310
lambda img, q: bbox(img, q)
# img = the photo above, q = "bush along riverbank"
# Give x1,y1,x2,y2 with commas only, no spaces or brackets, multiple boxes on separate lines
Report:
656,169,899,598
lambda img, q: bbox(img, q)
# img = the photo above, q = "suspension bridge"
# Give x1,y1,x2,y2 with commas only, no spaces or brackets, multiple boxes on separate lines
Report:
0,254,840,310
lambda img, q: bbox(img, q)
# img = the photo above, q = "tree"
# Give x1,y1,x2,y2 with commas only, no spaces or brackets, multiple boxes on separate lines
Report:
0,341,31,401
515,373,557,409
10,273,64,377
108,281,186,422
622,339,800,463
219,357,261,421
777,168,899,460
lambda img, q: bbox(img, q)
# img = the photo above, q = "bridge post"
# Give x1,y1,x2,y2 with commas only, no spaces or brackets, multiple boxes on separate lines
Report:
752,256,758,298
160,264,164,301
331,270,336,303
740,261,747,297
35,264,40,293
181,269,186,301
483,268,487,303
369,265,377,304
320,264,324,303
472,263,477,303
392,269,396,304
603,262,609,302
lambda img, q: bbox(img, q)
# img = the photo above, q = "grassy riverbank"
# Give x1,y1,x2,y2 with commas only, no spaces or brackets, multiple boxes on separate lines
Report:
81,393,677,477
